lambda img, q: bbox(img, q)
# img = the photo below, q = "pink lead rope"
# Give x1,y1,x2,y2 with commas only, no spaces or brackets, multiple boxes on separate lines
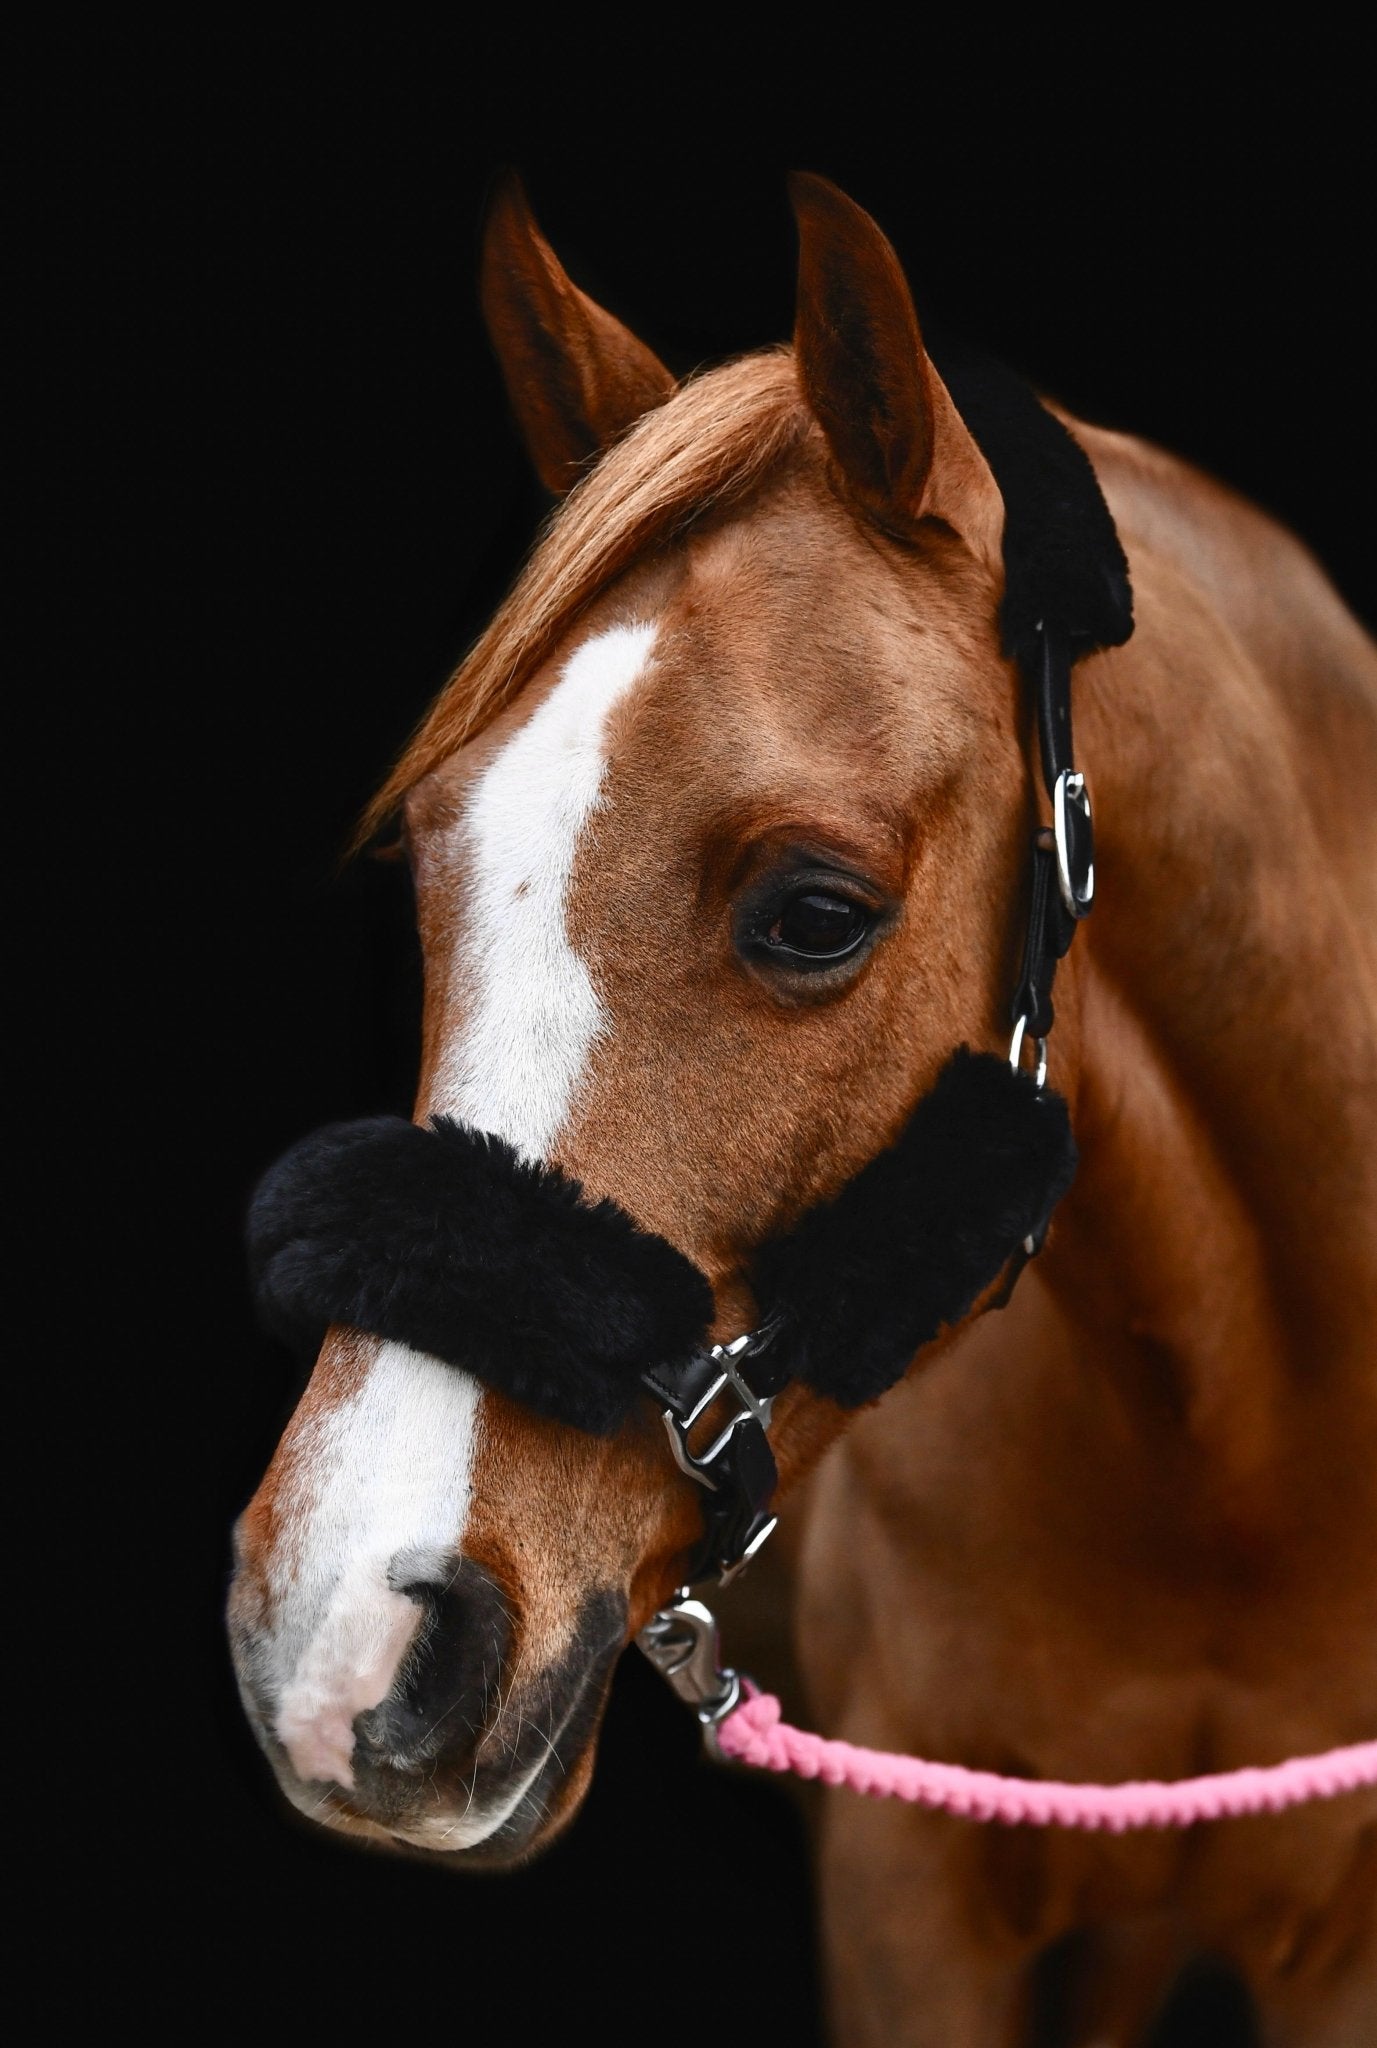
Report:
714,1686,1377,1832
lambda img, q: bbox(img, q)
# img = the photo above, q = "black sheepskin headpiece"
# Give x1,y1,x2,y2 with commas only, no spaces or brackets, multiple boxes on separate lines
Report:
927,329,1134,673
248,1049,1076,1433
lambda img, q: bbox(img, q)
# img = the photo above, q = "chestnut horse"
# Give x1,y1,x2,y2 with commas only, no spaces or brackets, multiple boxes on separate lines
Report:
228,175,1377,2044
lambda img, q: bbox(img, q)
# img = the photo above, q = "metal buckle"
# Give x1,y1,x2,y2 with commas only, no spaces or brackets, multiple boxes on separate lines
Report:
659,1333,778,1492
1053,769,1094,919
651,1331,781,1586
716,1513,777,1589
636,1592,742,1732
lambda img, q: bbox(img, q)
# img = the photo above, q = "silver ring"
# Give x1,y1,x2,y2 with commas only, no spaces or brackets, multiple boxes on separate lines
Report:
1008,1015,1048,1091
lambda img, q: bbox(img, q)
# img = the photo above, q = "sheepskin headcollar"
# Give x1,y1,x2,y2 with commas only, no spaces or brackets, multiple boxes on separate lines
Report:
248,1048,1075,1433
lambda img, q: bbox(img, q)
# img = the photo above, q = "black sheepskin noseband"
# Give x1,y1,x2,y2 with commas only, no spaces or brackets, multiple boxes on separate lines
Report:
248,1048,1075,1435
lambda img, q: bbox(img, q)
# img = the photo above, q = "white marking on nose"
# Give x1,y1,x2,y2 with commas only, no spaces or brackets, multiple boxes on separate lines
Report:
269,1340,482,1789
434,619,657,1160
263,625,657,1818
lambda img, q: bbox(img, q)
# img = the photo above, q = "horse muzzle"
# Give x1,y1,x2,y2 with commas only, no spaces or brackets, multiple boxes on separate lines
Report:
228,1540,625,1862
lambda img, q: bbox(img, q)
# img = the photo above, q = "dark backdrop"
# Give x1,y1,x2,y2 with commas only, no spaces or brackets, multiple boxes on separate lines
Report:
67,20,1372,2038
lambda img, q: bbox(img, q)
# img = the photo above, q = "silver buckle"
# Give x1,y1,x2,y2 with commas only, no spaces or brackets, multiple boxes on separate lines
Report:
716,1514,777,1589
1053,769,1094,919
659,1333,778,1492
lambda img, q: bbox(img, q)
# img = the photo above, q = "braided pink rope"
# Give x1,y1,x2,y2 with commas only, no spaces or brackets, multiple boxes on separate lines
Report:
715,1689,1377,1831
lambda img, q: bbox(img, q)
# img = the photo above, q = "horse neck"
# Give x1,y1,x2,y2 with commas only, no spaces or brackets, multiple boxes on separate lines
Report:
1040,493,1377,1473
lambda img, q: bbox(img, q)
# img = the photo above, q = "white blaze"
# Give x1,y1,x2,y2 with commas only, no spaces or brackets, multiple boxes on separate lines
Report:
434,619,658,1156
263,620,657,1809
270,1342,483,1788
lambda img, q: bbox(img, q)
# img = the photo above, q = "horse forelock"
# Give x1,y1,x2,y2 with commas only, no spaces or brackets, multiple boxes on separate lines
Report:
358,350,810,847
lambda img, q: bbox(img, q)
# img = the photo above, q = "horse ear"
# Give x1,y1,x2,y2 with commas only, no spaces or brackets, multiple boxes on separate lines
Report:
480,174,676,495
789,173,1003,570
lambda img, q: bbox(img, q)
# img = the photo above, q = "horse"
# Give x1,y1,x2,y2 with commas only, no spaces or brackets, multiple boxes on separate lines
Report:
227,172,1377,2045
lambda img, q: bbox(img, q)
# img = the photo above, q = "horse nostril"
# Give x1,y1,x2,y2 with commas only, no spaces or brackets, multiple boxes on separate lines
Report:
356,1557,511,1774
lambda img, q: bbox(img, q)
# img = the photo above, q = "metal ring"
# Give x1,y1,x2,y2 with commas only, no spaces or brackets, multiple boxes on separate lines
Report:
1009,1015,1048,1091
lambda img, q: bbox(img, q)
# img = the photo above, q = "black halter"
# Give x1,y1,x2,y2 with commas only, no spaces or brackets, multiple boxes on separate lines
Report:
247,348,1131,1586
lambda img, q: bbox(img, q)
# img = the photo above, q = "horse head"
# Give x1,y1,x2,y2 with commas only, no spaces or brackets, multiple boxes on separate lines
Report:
228,174,1048,1861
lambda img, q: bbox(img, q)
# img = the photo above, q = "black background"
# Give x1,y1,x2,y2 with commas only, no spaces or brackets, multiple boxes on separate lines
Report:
59,19,1372,2038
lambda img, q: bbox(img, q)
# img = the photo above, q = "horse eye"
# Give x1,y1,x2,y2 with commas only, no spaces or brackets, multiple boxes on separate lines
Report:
766,890,872,960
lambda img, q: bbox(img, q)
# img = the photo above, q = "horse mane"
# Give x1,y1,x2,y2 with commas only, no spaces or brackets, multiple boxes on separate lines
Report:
357,349,811,846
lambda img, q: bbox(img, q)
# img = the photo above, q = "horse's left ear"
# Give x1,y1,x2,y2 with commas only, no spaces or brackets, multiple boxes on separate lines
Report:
790,173,1004,570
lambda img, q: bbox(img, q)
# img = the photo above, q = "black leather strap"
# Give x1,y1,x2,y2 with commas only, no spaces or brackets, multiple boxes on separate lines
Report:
1011,834,1075,1038
1034,619,1075,796
1009,620,1093,1040
692,1424,777,1583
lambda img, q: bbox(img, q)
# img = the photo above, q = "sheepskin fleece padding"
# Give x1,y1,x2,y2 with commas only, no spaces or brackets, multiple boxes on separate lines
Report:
248,1052,1075,1425
753,1049,1077,1406
247,1116,715,1434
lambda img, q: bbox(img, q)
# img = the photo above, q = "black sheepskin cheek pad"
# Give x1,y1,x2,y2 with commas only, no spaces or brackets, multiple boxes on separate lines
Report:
750,1048,1078,1408
247,1117,715,1435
